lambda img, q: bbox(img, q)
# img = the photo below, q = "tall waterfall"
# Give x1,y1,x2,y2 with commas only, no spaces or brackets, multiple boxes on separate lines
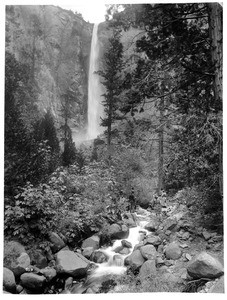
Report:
87,23,104,140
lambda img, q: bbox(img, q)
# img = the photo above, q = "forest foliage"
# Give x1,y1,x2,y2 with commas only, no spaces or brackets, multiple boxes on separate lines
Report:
4,3,223,246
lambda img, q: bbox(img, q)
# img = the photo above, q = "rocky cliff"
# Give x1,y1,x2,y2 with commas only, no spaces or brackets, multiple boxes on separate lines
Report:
5,5,93,134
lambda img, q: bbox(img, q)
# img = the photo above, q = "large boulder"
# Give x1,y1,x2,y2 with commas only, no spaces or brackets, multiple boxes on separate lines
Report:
187,252,224,279
124,249,145,270
108,223,129,240
140,245,157,260
48,232,65,253
139,260,157,280
81,235,100,250
20,273,46,292
4,241,30,277
165,243,182,260
91,251,109,263
3,267,16,293
56,250,89,277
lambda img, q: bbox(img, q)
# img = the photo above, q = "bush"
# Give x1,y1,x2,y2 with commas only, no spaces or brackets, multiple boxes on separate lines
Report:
4,183,62,244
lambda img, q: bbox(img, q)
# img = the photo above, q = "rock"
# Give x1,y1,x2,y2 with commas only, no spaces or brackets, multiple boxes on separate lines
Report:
28,249,48,269
185,253,192,261
56,250,89,277
91,251,108,263
157,244,164,253
202,230,211,241
121,240,132,248
180,243,189,249
165,259,174,266
40,267,57,281
20,273,46,292
11,252,31,277
133,242,144,251
122,215,137,228
3,267,16,293
209,276,224,293
81,235,100,250
165,243,182,260
119,247,131,255
49,232,65,253
187,252,224,279
64,277,73,291
165,230,172,236
162,273,180,284
144,220,158,232
155,256,165,266
4,241,30,277
124,250,145,270
163,217,177,231
181,231,190,240
140,244,157,260
114,245,124,253
139,232,147,242
82,247,94,259
16,284,24,293
144,235,162,246
139,260,157,280
108,223,129,240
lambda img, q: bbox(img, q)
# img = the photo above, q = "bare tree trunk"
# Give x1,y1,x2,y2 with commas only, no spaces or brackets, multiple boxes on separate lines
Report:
208,3,223,197
107,94,113,162
157,96,164,195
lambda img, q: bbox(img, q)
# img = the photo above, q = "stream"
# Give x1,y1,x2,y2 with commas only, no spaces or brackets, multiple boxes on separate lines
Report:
68,211,150,293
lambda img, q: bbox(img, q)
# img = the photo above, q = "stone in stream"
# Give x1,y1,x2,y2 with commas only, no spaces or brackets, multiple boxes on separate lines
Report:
165,242,182,260
20,273,47,292
140,244,157,260
81,235,100,250
56,250,89,277
187,252,224,279
3,267,16,293
107,223,129,240
121,240,132,248
119,247,131,255
91,250,109,264
124,249,145,271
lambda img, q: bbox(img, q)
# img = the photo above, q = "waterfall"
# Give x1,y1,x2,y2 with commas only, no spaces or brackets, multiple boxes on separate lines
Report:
87,23,104,140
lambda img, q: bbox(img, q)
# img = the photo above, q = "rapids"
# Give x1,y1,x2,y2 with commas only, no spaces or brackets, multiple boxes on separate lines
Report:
69,211,150,293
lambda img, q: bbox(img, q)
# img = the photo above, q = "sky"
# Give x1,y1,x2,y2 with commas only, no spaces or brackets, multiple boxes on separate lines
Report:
59,3,107,23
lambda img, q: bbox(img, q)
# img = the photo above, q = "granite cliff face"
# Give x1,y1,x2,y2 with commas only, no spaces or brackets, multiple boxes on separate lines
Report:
5,5,93,133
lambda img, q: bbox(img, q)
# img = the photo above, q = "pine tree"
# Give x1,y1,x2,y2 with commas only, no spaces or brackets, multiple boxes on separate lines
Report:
96,29,124,159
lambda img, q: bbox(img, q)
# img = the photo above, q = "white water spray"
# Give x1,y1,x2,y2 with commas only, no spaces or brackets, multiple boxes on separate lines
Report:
87,23,104,140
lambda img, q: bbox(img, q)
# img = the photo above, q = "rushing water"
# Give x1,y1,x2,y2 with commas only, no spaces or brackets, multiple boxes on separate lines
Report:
81,214,149,291
87,23,104,140
67,211,150,293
